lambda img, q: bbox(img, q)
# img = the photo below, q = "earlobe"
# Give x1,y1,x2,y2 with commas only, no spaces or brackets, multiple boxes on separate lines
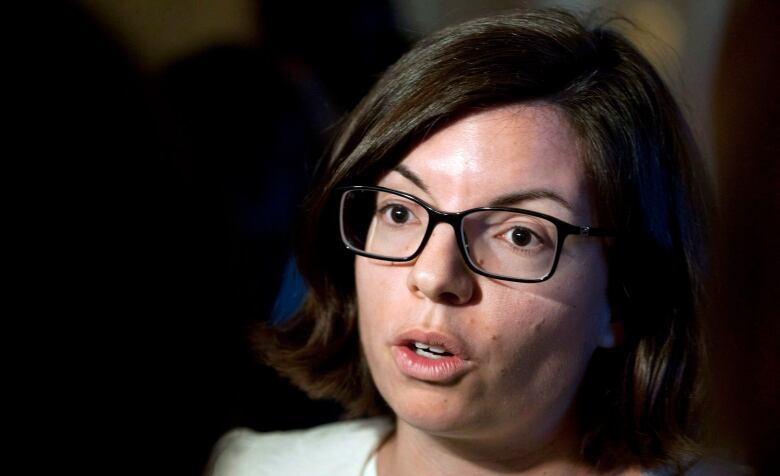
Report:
598,320,623,349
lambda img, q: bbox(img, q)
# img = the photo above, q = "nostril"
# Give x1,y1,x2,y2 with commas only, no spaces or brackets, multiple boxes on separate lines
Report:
441,290,467,306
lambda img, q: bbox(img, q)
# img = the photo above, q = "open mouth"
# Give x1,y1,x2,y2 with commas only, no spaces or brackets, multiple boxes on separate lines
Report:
409,341,454,359
391,330,473,383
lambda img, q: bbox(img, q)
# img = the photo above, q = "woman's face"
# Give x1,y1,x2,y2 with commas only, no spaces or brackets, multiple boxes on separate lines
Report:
355,105,617,450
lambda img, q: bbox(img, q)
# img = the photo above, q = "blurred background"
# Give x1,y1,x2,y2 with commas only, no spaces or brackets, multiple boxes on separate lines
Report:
20,0,776,474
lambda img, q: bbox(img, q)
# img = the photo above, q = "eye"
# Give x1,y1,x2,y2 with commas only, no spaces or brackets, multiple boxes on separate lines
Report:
502,226,543,248
378,203,417,225
511,227,532,246
389,205,409,223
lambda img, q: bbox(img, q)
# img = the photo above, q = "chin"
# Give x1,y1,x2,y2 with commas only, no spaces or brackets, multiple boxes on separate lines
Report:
380,379,482,436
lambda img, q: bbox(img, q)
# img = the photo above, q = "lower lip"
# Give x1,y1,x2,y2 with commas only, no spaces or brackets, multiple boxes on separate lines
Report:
391,345,473,383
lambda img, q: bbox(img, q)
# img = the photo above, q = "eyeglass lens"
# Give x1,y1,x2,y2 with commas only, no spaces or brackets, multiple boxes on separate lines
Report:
340,189,559,281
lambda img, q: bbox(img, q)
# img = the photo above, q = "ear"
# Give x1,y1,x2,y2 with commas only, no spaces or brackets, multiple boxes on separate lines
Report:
594,298,622,349
597,320,623,349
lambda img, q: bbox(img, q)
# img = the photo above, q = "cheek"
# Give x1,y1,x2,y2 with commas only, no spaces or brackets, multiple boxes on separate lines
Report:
356,260,394,317
485,290,606,397
489,293,586,356
355,258,404,299
355,259,403,363
355,259,380,339
528,245,613,349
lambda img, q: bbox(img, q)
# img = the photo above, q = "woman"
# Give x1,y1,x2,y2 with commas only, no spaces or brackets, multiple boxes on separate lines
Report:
209,9,709,476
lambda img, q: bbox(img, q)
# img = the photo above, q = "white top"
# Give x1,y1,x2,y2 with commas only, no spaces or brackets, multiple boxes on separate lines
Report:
205,417,394,476
206,417,721,475
361,452,378,476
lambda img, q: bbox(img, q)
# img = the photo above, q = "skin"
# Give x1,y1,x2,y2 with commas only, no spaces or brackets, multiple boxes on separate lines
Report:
354,104,627,475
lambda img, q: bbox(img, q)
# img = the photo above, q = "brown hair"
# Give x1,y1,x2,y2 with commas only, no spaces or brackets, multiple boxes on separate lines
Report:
257,9,709,472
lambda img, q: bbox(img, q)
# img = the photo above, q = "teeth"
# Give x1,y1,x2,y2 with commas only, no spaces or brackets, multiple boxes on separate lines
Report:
414,348,444,359
411,341,452,359
413,341,448,354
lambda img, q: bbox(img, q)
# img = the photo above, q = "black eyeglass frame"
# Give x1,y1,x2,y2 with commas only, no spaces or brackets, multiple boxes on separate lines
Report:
338,185,615,283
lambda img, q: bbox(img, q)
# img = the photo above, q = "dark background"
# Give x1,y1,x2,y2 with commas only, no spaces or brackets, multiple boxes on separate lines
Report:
13,1,777,474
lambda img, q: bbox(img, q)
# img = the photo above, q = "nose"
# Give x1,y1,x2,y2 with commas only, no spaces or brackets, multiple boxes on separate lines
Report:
406,223,475,305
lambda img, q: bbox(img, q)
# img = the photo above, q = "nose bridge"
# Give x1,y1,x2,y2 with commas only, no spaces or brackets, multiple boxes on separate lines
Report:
423,209,464,260
408,209,474,304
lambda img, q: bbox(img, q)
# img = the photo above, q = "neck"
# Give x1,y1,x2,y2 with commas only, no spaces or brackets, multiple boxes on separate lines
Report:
377,418,615,476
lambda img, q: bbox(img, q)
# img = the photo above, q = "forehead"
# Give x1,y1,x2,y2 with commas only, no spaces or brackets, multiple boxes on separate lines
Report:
379,104,592,221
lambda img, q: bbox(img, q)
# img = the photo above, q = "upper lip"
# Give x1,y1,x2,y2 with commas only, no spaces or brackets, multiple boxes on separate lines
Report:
394,329,470,359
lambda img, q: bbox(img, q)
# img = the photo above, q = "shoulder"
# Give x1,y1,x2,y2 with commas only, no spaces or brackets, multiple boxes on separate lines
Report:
205,417,394,476
640,457,754,476
682,457,754,475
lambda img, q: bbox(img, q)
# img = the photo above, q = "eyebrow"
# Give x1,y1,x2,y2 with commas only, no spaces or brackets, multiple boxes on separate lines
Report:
488,190,574,213
391,164,574,212
393,164,429,193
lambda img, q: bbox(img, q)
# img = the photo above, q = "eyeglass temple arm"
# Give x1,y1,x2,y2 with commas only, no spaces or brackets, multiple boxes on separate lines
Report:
577,226,616,237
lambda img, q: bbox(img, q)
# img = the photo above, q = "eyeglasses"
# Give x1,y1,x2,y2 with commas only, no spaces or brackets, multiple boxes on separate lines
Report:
338,185,614,283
